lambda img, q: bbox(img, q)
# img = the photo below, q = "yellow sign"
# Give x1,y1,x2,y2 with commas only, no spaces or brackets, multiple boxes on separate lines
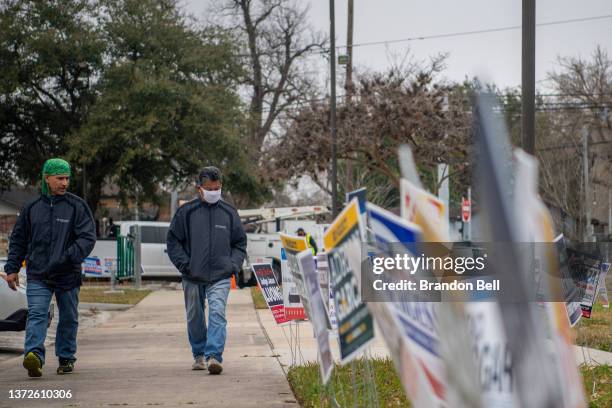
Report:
324,199,360,250
280,233,308,253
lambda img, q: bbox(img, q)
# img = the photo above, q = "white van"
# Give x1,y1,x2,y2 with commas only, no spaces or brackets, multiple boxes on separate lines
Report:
87,221,251,280
84,221,179,278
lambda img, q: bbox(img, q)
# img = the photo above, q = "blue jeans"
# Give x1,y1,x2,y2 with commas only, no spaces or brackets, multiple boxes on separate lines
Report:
182,278,231,363
25,281,79,366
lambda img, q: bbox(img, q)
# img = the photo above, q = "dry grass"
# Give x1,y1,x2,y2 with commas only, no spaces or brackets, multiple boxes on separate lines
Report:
79,286,151,305
288,359,611,407
580,364,611,407
576,304,612,352
288,358,410,407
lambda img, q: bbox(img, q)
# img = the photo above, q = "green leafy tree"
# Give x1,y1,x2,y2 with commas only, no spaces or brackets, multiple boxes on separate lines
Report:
72,0,264,213
0,0,105,191
1,0,266,213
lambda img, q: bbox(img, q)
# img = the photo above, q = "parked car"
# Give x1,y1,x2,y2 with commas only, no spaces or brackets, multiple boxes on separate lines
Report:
0,258,53,331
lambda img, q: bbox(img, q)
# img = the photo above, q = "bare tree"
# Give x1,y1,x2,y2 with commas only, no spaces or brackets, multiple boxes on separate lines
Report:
264,58,472,207
209,0,327,157
539,46,612,238
548,45,612,140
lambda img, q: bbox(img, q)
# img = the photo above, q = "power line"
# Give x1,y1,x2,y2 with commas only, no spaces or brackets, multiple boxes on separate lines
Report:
539,140,612,152
259,93,612,113
234,14,612,58
263,102,612,114
332,14,612,51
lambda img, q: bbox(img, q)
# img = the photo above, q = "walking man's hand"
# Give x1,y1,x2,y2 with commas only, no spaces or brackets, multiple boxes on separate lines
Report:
6,273,19,291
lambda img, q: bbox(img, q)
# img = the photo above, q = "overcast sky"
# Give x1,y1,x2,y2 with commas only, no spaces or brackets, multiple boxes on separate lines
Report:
183,0,612,91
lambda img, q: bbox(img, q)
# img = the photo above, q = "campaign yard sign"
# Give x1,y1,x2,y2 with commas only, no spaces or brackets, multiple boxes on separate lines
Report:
400,178,449,242
366,202,448,407
82,256,117,278
324,199,374,363
281,248,307,320
346,187,368,241
567,248,602,318
554,235,583,326
298,250,334,383
316,251,337,330
83,257,104,276
279,238,308,320
252,263,288,325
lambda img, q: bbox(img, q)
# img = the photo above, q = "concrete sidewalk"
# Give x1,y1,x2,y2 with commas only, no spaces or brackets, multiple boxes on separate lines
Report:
0,289,297,408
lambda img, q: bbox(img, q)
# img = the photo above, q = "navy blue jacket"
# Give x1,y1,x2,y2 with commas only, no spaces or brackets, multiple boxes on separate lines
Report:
4,193,96,290
166,198,246,284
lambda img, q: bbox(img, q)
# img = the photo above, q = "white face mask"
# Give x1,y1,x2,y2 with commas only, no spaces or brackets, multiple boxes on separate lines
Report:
201,188,221,204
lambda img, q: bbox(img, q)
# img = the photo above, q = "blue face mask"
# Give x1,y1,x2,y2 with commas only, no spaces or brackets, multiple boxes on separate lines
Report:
201,188,221,204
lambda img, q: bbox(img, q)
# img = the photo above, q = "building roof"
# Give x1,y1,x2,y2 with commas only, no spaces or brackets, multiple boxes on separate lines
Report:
0,187,39,210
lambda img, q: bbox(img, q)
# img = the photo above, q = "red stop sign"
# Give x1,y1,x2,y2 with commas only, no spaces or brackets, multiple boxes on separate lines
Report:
462,198,471,222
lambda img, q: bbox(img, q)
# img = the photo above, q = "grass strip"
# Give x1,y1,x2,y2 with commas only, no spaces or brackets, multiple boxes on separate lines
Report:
79,286,151,305
288,358,611,407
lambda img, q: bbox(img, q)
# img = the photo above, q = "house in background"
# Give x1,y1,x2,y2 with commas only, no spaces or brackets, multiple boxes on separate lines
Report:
0,188,39,256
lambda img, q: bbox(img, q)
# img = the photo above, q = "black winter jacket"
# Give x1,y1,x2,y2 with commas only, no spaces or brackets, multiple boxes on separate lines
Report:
166,198,246,284
4,193,96,290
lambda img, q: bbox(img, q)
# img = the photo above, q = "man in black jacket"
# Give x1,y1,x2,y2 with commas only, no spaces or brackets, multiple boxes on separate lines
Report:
167,166,246,374
4,159,96,377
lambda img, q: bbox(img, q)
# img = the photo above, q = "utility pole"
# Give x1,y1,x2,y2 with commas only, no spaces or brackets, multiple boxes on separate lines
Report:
133,224,141,290
170,189,178,219
82,165,87,203
521,0,536,155
345,0,354,192
345,0,354,97
329,0,338,217
583,127,593,242
437,163,450,237
467,187,472,241
608,188,611,236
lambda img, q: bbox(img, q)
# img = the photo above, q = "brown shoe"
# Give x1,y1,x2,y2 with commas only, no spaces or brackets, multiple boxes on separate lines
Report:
207,357,222,375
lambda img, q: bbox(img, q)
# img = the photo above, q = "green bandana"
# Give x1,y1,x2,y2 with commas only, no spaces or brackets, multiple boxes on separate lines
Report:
41,158,71,196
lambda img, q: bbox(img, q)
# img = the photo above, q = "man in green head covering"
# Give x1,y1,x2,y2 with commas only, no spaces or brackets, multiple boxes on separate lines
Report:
41,158,71,196
4,158,96,377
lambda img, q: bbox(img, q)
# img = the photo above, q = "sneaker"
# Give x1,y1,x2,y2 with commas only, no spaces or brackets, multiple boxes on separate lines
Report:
56,359,75,375
23,352,42,378
192,356,207,370
207,357,222,375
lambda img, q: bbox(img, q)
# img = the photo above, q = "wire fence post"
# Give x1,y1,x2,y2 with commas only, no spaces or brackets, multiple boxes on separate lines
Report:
110,241,117,292
105,236,125,294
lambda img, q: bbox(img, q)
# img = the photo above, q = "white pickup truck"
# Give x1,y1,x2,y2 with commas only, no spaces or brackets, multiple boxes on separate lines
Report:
241,208,328,284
